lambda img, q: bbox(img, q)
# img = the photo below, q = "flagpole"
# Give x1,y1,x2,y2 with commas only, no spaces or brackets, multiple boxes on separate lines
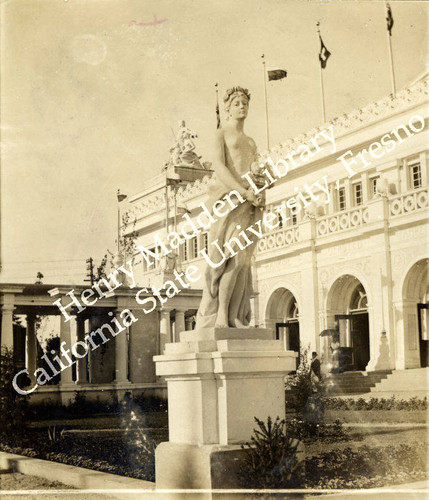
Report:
117,203,120,252
215,82,220,129
317,23,327,123
262,54,270,150
385,2,396,98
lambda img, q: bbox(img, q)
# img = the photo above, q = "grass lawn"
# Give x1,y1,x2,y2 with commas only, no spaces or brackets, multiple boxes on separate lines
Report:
0,472,113,500
304,426,428,457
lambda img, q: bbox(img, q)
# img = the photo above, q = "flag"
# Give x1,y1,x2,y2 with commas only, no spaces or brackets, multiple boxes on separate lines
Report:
215,83,221,129
117,190,127,202
386,3,394,36
319,35,331,69
267,69,287,81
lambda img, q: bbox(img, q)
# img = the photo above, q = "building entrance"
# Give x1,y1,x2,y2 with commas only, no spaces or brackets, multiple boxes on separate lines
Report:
334,312,369,372
327,276,370,372
276,321,300,370
418,304,428,368
266,287,300,371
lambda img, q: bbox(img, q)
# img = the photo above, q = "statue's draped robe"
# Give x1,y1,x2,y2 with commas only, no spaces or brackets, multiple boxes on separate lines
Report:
195,178,263,328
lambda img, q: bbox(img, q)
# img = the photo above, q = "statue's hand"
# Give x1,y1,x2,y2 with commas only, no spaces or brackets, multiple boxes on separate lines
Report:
244,188,258,206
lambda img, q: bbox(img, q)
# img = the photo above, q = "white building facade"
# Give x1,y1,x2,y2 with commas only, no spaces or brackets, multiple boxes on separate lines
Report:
127,74,429,374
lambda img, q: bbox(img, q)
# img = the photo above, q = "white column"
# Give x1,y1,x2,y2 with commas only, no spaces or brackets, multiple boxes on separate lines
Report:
361,171,369,203
185,316,194,332
76,316,87,384
59,301,73,385
328,183,336,214
26,313,38,385
1,294,15,350
175,309,186,340
114,309,129,383
160,309,171,354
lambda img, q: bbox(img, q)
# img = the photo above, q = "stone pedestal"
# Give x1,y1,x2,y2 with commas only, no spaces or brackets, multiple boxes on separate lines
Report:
154,327,297,492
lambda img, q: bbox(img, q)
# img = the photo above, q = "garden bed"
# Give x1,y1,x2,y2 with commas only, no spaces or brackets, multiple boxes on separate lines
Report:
324,409,427,424
1,427,427,489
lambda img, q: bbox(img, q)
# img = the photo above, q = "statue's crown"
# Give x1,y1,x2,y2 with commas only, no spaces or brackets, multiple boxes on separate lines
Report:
223,86,251,103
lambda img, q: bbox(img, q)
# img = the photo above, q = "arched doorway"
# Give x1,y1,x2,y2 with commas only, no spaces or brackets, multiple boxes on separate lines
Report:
326,275,370,372
402,259,429,368
266,288,300,369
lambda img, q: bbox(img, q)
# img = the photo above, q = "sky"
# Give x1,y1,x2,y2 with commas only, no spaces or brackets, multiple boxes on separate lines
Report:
1,0,428,284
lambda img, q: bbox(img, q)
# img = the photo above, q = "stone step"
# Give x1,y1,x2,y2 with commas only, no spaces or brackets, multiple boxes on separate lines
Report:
325,371,391,395
371,368,429,393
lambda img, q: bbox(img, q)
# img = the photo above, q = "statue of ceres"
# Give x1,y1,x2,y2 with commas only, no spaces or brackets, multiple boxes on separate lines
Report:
195,87,265,329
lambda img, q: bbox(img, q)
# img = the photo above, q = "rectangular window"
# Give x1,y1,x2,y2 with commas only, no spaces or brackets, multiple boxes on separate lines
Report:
143,248,157,271
182,241,188,262
201,233,208,253
370,177,379,197
190,236,198,259
338,187,346,211
291,211,297,225
353,183,362,206
410,162,422,189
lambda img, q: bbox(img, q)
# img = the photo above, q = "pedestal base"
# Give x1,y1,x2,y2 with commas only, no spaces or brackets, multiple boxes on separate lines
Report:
154,327,298,493
154,327,297,446
156,442,247,490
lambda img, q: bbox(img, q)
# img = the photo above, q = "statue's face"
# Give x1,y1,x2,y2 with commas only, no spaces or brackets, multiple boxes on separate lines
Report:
228,94,249,120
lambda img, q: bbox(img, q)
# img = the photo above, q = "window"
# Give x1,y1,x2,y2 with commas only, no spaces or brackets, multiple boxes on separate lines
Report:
182,241,188,262
410,162,422,189
338,187,346,211
353,183,362,206
190,236,198,259
370,177,379,197
201,233,208,252
143,248,158,272
291,211,297,225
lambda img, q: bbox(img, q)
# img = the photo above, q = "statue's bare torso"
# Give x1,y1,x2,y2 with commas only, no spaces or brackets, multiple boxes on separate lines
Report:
222,128,257,187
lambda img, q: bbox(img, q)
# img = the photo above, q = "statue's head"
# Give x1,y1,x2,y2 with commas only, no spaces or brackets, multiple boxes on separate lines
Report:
223,86,251,119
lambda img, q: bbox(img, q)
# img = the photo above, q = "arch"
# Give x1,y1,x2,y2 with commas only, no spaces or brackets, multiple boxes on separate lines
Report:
325,272,372,313
401,258,429,367
402,258,429,302
325,274,370,372
265,286,300,369
265,287,299,323
262,281,301,323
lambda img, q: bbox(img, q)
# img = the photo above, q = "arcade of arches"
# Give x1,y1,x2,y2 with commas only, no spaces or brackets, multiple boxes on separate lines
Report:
265,260,429,372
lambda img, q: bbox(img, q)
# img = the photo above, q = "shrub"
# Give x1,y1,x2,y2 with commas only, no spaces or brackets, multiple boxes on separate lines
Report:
288,346,320,414
133,393,167,412
288,418,349,444
304,441,428,488
0,347,29,437
287,346,326,428
324,396,428,411
239,416,303,488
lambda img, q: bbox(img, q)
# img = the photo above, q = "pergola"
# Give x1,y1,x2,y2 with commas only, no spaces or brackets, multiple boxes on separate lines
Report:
0,282,201,404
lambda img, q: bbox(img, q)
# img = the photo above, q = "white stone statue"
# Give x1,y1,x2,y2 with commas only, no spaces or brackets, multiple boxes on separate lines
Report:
375,177,389,197
195,86,264,328
166,120,202,168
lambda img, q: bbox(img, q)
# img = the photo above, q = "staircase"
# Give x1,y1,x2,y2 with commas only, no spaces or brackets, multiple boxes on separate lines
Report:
325,370,392,395
370,367,429,394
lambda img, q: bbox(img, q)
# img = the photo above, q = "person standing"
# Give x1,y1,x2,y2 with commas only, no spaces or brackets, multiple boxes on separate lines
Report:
310,351,322,391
